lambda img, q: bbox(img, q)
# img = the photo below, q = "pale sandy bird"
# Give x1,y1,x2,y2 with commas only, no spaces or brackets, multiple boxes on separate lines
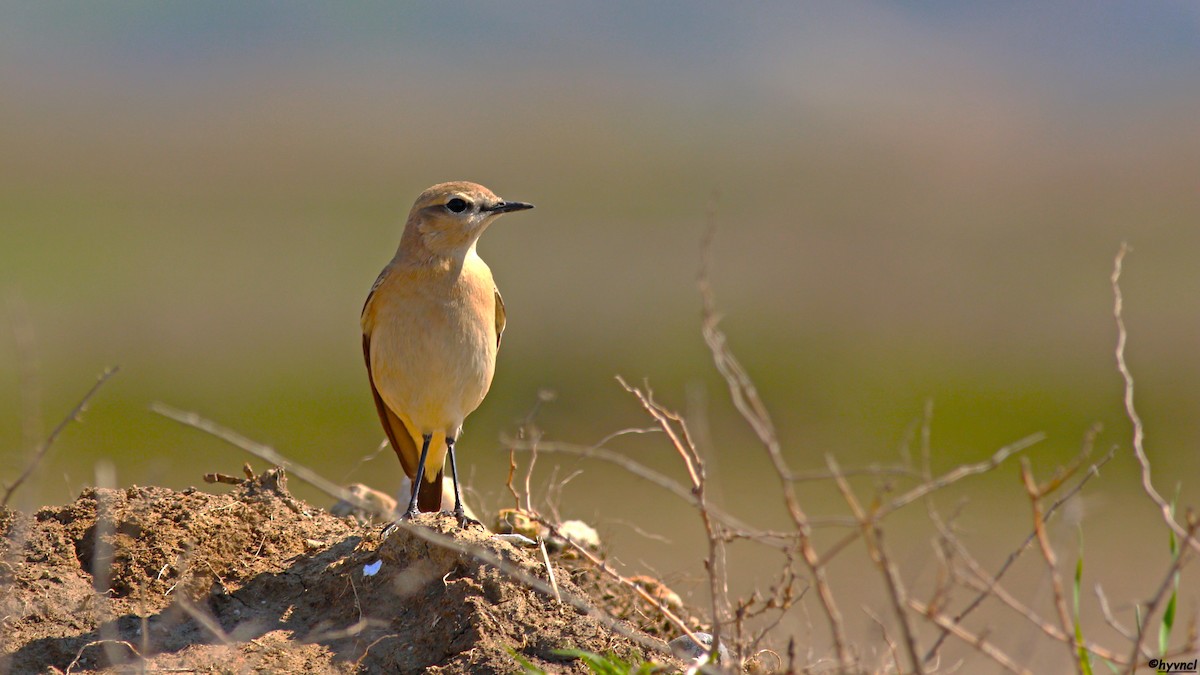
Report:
362,181,532,522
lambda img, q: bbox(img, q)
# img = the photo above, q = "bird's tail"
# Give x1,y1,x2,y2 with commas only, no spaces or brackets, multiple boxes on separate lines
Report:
417,468,444,512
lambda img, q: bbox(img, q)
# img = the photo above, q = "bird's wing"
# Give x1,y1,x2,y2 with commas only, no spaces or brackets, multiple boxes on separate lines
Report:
494,288,506,348
362,265,389,316
362,332,421,481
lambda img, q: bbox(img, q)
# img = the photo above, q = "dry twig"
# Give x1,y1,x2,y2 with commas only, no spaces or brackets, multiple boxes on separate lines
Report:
698,222,851,669
536,515,708,652
1111,244,1199,553
64,639,142,674
821,432,1044,567
923,430,1114,663
1124,514,1200,674
909,597,1029,674
1020,459,1084,673
828,454,924,674
618,377,729,663
3,366,119,507
926,482,1130,666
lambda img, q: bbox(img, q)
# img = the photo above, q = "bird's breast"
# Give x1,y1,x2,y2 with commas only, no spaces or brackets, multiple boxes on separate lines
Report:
365,258,499,434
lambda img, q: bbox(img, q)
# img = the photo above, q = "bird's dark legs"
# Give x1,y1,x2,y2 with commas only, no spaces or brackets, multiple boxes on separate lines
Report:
402,433,434,520
445,436,480,527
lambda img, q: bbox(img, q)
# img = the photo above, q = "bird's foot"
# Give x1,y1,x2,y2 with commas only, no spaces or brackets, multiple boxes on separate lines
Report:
450,507,483,530
381,506,421,539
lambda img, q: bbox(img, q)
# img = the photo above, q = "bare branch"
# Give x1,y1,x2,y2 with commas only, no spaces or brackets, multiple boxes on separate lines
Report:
886,432,1045,516
1124,514,1199,674
828,454,923,674
923,431,1113,663
617,377,728,664
929,489,1130,665
862,605,903,675
3,366,119,507
536,514,707,653
506,435,801,545
65,640,142,674
1095,583,1136,642
1112,244,1198,552
1020,458,1084,673
821,433,1044,566
909,597,1029,674
698,224,850,668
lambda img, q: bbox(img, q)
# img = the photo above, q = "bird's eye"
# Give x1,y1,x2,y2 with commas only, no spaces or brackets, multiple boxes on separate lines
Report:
446,198,469,213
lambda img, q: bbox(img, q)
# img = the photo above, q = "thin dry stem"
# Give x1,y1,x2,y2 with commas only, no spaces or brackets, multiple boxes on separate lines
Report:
909,597,1029,674
3,366,119,507
90,462,127,669
522,427,540,515
64,640,142,674
929,493,1130,665
821,432,1044,567
341,439,390,482
788,465,920,483
1094,583,1136,642
504,391,554,513
353,633,402,669
923,434,1113,663
537,538,562,604
1112,244,1198,553
1020,459,1083,674
507,435,795,543
538,515,708,652
828,455,924,675
506,442,521,512
175,592,233,645
886,432,1045,517
1124,515,1199,674
617,377,728,663
698,224,850,669
862,606,903,675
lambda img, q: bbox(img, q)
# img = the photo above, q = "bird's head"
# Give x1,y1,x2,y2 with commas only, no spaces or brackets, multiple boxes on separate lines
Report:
401,181,533,260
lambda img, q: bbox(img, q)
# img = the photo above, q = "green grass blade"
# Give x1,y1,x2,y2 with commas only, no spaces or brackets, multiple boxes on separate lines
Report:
1074,529,1093,675
509,647,548,675
1158,486,1182,656
552,648,644,675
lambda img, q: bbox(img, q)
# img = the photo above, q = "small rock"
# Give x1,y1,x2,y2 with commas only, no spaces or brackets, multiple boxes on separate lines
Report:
629,575,683,612
494,508,539,539
546,519,601,554
492,533,538,548
669,632,731,664
330,484,397,523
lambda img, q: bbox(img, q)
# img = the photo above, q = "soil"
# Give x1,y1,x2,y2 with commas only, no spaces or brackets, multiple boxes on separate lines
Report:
0,468,699,674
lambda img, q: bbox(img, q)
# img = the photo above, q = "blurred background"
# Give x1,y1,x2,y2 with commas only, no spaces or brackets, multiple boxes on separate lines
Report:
2,2,1198,670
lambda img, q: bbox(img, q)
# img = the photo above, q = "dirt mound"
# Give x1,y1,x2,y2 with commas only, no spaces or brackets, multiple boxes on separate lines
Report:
0,470,689,674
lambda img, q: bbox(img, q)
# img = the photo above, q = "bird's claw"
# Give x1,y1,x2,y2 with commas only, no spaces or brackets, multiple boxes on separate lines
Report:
454,509,483,530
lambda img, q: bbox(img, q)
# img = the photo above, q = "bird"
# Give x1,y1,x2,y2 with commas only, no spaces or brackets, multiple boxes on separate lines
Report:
361,181,532,523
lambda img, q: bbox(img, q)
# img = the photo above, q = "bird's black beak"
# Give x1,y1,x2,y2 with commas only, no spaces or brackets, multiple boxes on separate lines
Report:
485,200,534,214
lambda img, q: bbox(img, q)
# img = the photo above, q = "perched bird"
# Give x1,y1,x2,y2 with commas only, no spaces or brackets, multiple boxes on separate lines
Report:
362,181,532,522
